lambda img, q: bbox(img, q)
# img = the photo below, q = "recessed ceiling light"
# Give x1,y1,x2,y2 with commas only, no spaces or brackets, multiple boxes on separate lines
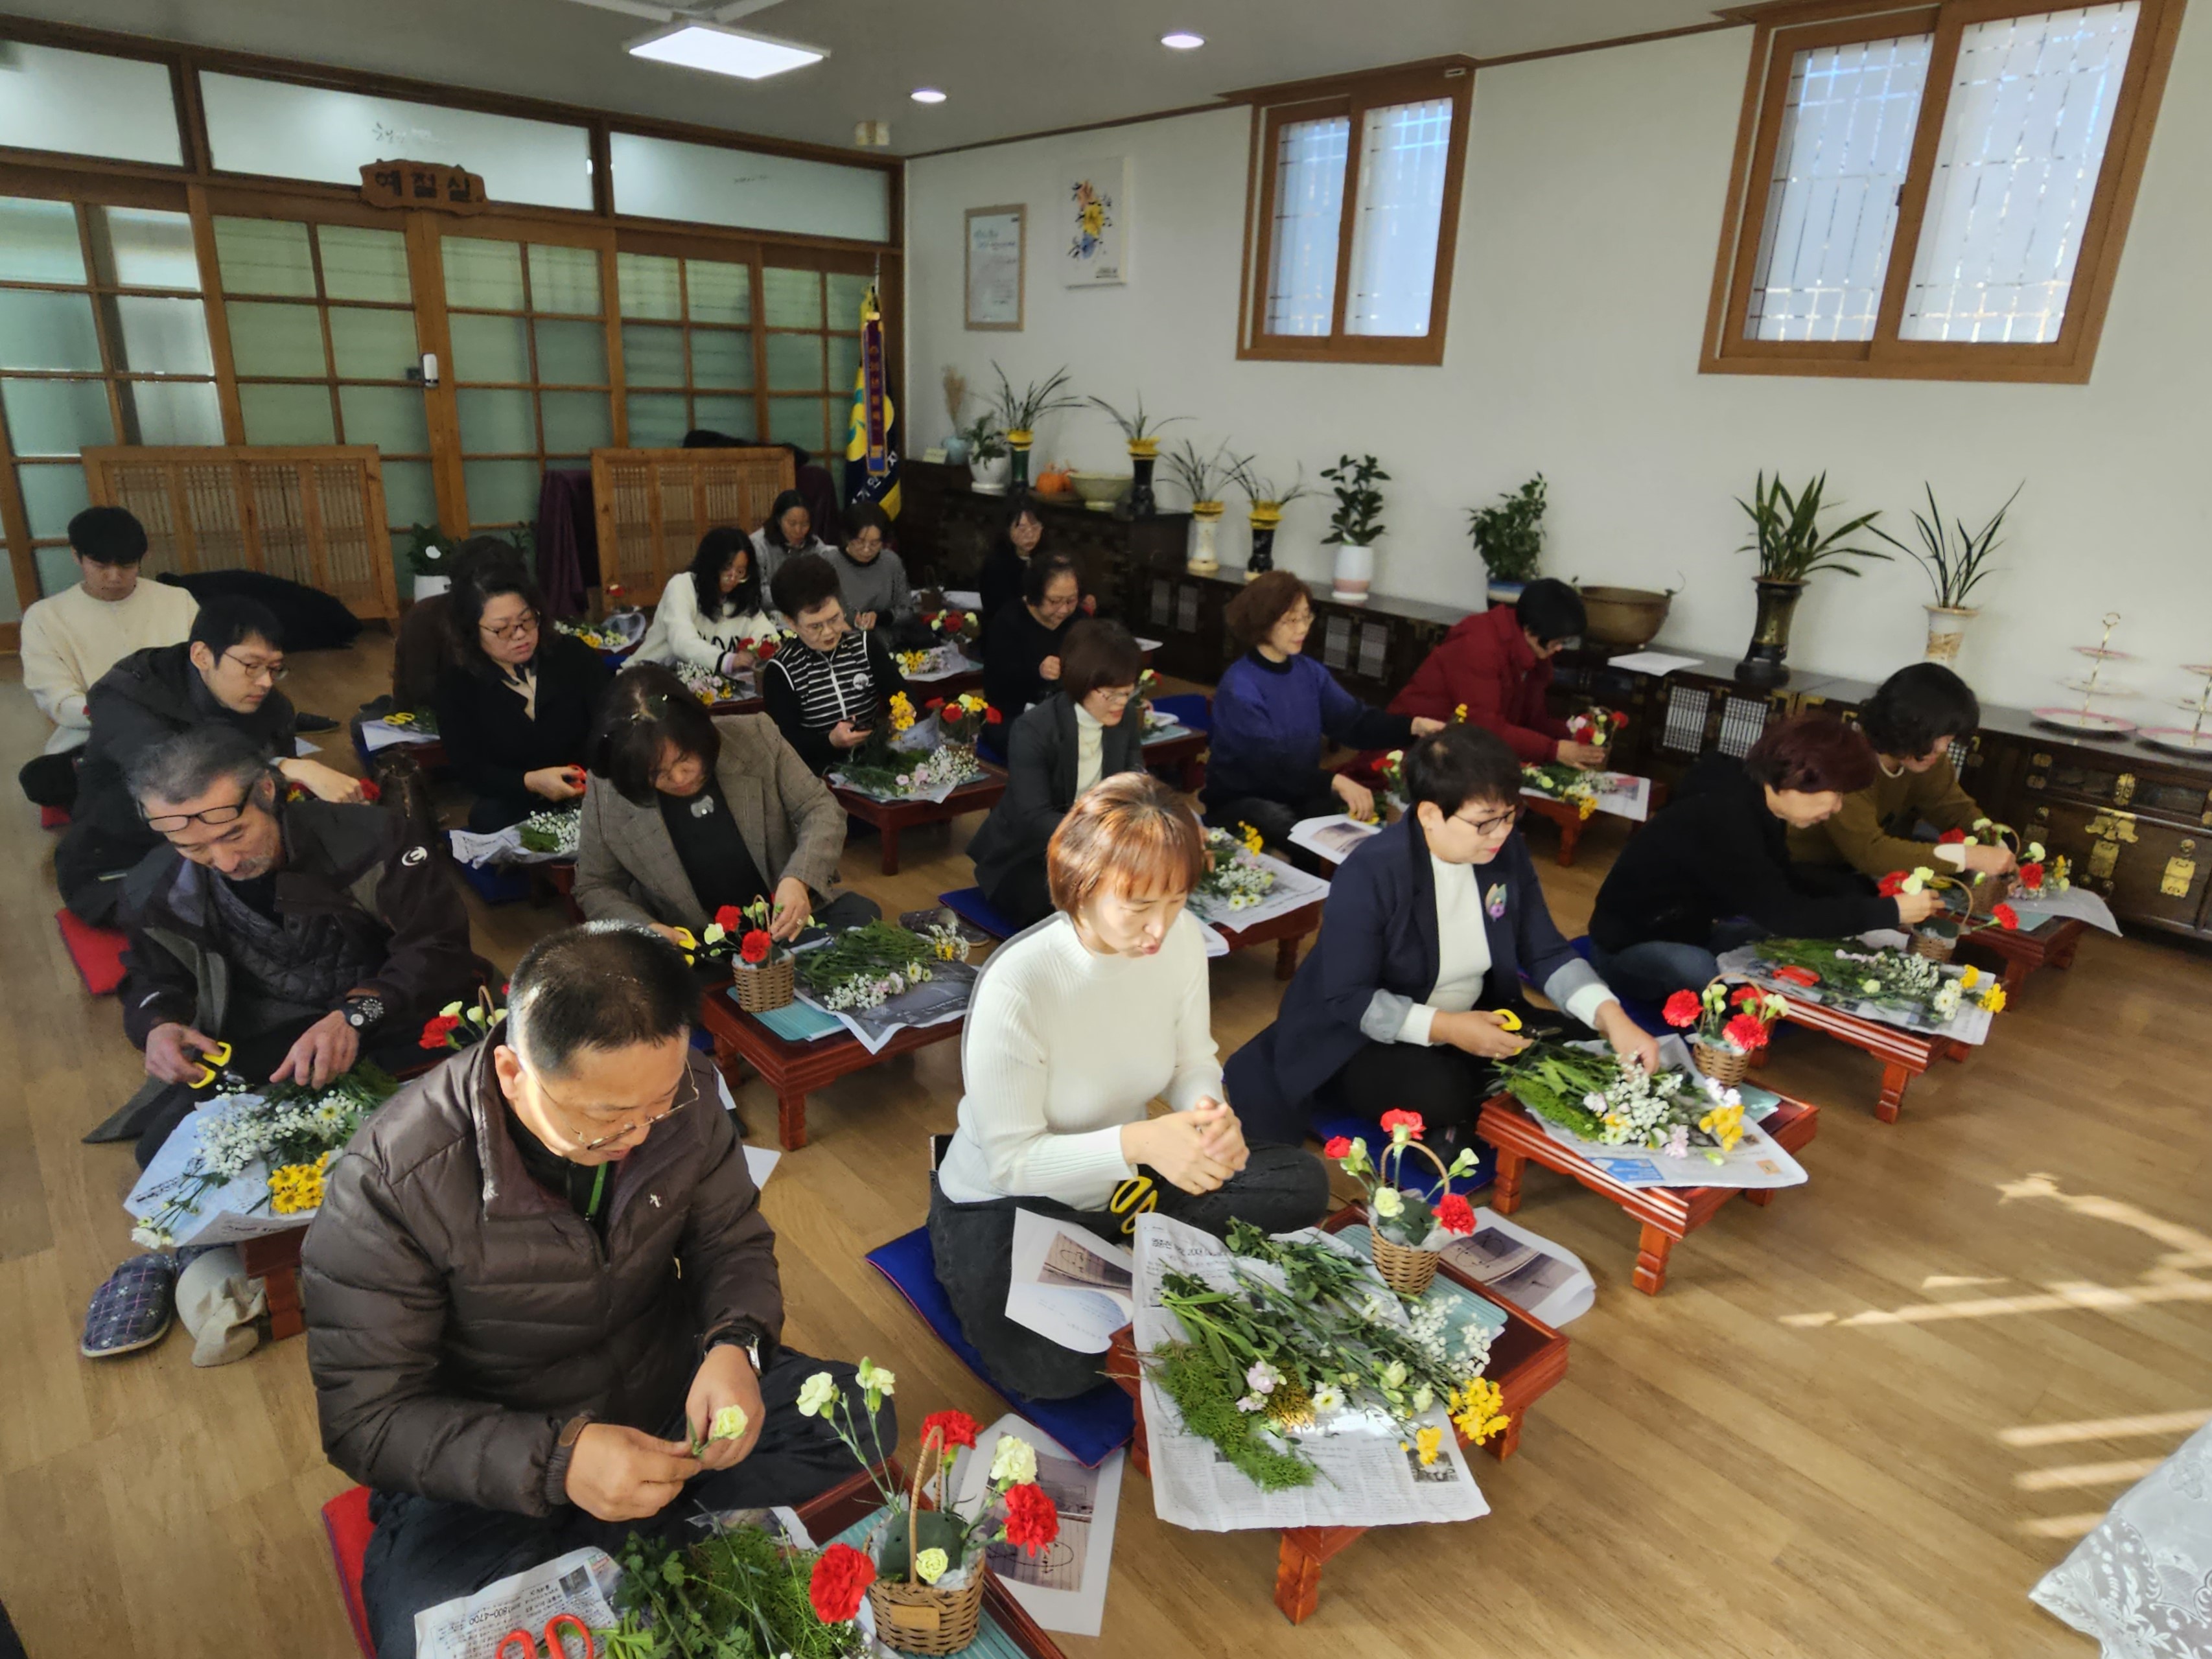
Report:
911,87,948,104
1161,30,1205,49
628,22,826,81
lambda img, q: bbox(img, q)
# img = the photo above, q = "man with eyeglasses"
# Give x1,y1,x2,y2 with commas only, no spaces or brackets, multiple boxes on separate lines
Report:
302,923,891,1659
57,596,364,925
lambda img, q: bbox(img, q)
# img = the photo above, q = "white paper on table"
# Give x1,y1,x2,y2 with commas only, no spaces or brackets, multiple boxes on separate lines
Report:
1533,1111,1808,1190
360,719,441,752
826,763,972,807
2008,885,2122,935
293,736,320,757
414,1546,622,1659
1140,723,1192,746
1439,1210,1596,1327
796,959,975,1055
1132,1214,1485,1533
124,1108,309,1248
1605,649,1703,676
1591,772,1652,822
447,825,574,867
1196,921,1229,958
1004,1210,1134,1352
1134,636,1163,654
1186,851,1329,932
942,588,983,611
1717,933,1995,1044
957,1413,1126,1638
1288,813,1382,864
901,647,973,683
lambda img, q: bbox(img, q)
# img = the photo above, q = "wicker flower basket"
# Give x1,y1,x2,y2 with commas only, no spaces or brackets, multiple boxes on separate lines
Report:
1692,1040,1751,1086
867,1465,988,1656
729,953,797,1012
1367,1139,1454,1296
1910,929,1957,964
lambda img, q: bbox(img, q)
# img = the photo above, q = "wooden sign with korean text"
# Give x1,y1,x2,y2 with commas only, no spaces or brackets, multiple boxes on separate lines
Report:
359,160,488,215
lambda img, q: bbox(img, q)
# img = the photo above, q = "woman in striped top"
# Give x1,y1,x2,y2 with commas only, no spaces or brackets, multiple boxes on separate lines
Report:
760,552,908,774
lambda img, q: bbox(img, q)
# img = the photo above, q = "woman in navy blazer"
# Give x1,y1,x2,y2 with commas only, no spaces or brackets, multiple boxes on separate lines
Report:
1226,725,1659,1149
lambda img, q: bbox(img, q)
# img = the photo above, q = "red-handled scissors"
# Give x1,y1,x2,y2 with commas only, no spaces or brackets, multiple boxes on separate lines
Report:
496,1614,594,1659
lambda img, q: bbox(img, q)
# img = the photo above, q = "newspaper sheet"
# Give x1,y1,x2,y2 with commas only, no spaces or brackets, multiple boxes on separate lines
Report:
1717,931,1995,1044
796,959,975,1054
447,826,574,868
1439,1210,1597,1327
2008,884,2122,935
1194,921,1230,959
360,717,441,752
1592,772,1652,822
1533,1111,1808,1190
124,1108,308,1248
1132,1214,1486,1533
1288,813,1381,866
1004,1210,1133,1352
1187,852,1329,932
941,588,983,611
956,1413,1126,1637
900,645,973,682
1140,722,1193,746
1605,649,1703,676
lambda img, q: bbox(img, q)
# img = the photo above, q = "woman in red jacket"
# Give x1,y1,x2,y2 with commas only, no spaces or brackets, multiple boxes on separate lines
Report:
1389,579,1606,767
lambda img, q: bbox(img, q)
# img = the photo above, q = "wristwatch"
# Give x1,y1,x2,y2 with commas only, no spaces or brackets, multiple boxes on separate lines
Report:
341,993,387,1032
708,1323,769,1375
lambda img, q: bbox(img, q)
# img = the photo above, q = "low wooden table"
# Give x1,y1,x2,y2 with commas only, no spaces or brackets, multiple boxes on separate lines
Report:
695,982,964,1150
1478,1091,1821,1294
1519,795,1595,865
1104,1202,1569,1624
240,1225,311,1341
832,767,1008,876
1959,912,2088,998
1203,896,1325,980
1762,990,1964,1121
1141,726,1208,793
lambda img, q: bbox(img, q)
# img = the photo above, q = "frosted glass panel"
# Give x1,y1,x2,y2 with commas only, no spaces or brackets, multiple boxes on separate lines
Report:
693,393,752,435
381,458,436,526
329,307,420,380
227,301,328,378
0,290,102,371
625,391,689,447
691,330,753,389
0,196,86,283
762,268,822,329
96,208,201,290
686,261,752,324
122,380,224,445
318,226,412,303
768,395,825,449
240,382,336,445
528,245,601,316
108,296,214,376
828,333,861,399
18,461,90,539
444,238,526,310
2,378,113,454
458,388,537,453
464,459,541,524
214,218,316,297
609,132,891,241
0,43,183,166
618,253,682,320
1265,115,1350,336
622,323,685,388
541,391,612,453
826,273,874,331
201,73,592,209
1902,3,2141,343
765,332,821,391
35,545,79,600
535,319,608,385
1749,34,1932,342
1345,100,1452,336
449,312,530,382
339,384,429,452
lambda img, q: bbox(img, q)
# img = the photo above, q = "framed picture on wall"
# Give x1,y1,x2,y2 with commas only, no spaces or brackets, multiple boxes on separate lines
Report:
1064,157,1127,286
965,204,1025,330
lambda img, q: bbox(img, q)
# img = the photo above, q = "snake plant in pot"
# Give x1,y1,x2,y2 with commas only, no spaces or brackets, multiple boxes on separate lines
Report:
1873,482,2020,666
1734,471,1888,688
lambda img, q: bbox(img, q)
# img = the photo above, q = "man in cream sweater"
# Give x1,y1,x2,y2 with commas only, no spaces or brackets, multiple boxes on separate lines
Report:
19,507,196,808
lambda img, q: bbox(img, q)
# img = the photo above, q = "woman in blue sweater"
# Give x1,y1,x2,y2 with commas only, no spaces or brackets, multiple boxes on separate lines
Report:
1204,570,1442,844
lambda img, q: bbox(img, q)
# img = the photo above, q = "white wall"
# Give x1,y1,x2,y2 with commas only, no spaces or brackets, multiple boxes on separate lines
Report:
904,25,2212,714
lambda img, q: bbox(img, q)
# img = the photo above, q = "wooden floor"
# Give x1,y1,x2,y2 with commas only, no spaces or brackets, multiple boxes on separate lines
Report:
4,631,2207,1659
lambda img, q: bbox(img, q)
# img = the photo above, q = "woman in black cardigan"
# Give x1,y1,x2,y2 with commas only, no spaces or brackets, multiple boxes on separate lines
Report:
966,619,1147,927
981,551,1082,728
976,493,1047,625
434,564,612,831
1588,713,1944,999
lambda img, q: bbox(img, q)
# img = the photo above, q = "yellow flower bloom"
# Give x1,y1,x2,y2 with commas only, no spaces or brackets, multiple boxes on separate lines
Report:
887,692,916,734
1979,984,2007,1013
1414,1426,1443,1467
1450,1378,1508,1444
268,1152,332,1216
1698,1102,1745,1153
1235,822,1263,855
1959,965,1980,990
1452,704,1468,724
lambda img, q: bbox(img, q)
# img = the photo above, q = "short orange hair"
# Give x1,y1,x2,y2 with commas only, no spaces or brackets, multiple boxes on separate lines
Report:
1045,773,1208,914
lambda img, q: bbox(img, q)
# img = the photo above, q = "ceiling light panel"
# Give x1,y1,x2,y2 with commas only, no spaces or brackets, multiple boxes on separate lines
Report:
911,86,947,103
1161,30,1205,49
628,22,826,80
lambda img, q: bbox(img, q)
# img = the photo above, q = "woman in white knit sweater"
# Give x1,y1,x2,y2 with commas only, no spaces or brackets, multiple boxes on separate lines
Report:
635,527,779,675
931,773,1329,1399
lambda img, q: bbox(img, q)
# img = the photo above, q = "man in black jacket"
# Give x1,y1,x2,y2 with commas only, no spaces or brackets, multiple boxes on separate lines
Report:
111,724,485,1165
58,597,363,924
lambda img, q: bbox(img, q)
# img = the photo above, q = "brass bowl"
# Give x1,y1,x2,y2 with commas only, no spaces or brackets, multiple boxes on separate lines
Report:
1577,585,1673,649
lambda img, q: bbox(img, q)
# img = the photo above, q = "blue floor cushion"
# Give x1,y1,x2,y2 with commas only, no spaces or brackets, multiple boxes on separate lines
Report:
937,887,1018,941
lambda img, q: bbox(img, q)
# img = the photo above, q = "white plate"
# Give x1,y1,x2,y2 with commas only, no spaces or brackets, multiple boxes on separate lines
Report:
2139,726,2212,756
2032,706,2137,735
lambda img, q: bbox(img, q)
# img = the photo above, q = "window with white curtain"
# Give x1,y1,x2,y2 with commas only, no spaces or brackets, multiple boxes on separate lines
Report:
1264,115,1349,336
1345,99,1454,336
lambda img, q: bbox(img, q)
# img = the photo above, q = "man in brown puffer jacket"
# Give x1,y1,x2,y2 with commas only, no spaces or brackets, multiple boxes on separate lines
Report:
303,923,892,1659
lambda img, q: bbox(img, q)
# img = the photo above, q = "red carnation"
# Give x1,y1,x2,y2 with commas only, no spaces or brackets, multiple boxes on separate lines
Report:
808,1542,875,1622
1937,828,1966,844
1662,990,1703,1028
1723,1011,1771,1051
739,929,773,964
715,905,745,932
1610,710,1629,728
417,1012,461,1049
754,640,777,660
1730,985,1763,1008
984,706,1004,725
358,778,382,802
1992,903,2020,930
924,697,945,713
2019,861,2044,888
1379,1108,1425,1139
921,1410,981,1452
1323,1135,1353,1160
1436,1192,1476,1235
1001,1481,1060,1557
1876,871,1909,896
1773,966,1819,987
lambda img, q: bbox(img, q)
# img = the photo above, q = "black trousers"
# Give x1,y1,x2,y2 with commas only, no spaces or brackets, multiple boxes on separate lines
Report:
18,750,78,808
926,1146,1330,1402
981,857,1054,933
467,792,537,833
1322,999,1603,1144
361,1352,892,1659
1207,777,1341,848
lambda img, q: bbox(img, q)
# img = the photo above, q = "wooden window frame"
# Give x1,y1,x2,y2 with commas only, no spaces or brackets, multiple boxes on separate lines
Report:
1702,0,2187,384
1233,58,1474,368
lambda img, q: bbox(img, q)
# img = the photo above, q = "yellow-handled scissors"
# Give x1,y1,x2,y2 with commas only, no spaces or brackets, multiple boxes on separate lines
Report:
1108,1175,1158,1237
186,1040,235,1089
1485,1008,1562,1041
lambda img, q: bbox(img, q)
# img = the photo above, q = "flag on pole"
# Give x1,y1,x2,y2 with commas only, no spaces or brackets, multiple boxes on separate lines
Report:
845,280,900,518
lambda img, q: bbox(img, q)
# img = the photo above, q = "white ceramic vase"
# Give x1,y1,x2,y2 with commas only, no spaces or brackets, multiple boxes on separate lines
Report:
1331,541,1375,604
1187,503,1223,575
413,574,452,602
969,454,1012,496
1924,603,1977,664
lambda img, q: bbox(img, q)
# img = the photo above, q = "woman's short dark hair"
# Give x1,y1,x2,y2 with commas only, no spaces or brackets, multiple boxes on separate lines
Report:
688,526,758,621
1404,723,1525,815
448,561,546,673
1060,618,1145,701
590,662,722,805
1223,569,1309,647
1513,579,1585,646
1745,714,1878,795
509,922,697,1075
842,501,892,544
770,550,842,620
1858,664,1981,758
1022,551,1082,607
1002,493,1046,539
761,489,812,550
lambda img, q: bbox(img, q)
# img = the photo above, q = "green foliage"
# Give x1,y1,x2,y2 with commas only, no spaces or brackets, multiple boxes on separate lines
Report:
988,363,1081,432
607,1524,868,1659
1161,439,1243,505
1465,475,1546,581
1736,471,1888,582
1225,457,1318,511
956,415,1006,460
1150,1341,1316,1492
1320,453,1389,546
1087,395,1187,443
1873,481,2020,609
1493,1041,1623,1139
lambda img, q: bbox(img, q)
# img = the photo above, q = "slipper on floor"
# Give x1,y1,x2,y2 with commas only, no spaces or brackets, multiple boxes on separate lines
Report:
81,1253,176,1359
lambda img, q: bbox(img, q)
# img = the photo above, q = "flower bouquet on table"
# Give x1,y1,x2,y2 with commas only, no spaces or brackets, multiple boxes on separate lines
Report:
1519,760,1598,819
1661,980,1787,1085
894,646,938,677
1495,1041,1747,1165
1876,863,2021,962
419,985,506,1051
128,1064,401,1248
835,695,986,801
798,1363,1058,1656
675,662,746,706
920,605,981,655
698,898,796,1012
797,921,938,1012
2014,850,2071,899
1194,823,1277,914
1146,1218,1507,1493
1566,706,1629,750
1752,936,2007,1020
518,806,582,856
924,691,994,753
1377,747,1407,811
1325,1110,1481,1294
601,1514,870,1659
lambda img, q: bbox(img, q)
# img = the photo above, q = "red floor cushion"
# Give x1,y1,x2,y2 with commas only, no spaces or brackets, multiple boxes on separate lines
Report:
40,805,70,830
320,1484,377,1659
54,908,128,995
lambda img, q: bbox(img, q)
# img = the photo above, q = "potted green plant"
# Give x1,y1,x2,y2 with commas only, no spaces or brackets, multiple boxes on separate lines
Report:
1088,395,1187,518
940,368,971,464
1163,440,1240,575
1465,474,1546,599
1734,471,1888,687
399,524,460,602
1321,454,1388,604
1226,458,1318,581
959,417,1009,495
1874,482,2021,665
988,363,1080,488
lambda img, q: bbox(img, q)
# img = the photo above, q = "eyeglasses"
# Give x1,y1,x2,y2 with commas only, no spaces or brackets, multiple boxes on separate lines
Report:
480,610,541,643
1094,688,1137,708
540,1066,700,1152
143,789,257,835
222,649,288,684
793,609,846,642
1454,803,1524,838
